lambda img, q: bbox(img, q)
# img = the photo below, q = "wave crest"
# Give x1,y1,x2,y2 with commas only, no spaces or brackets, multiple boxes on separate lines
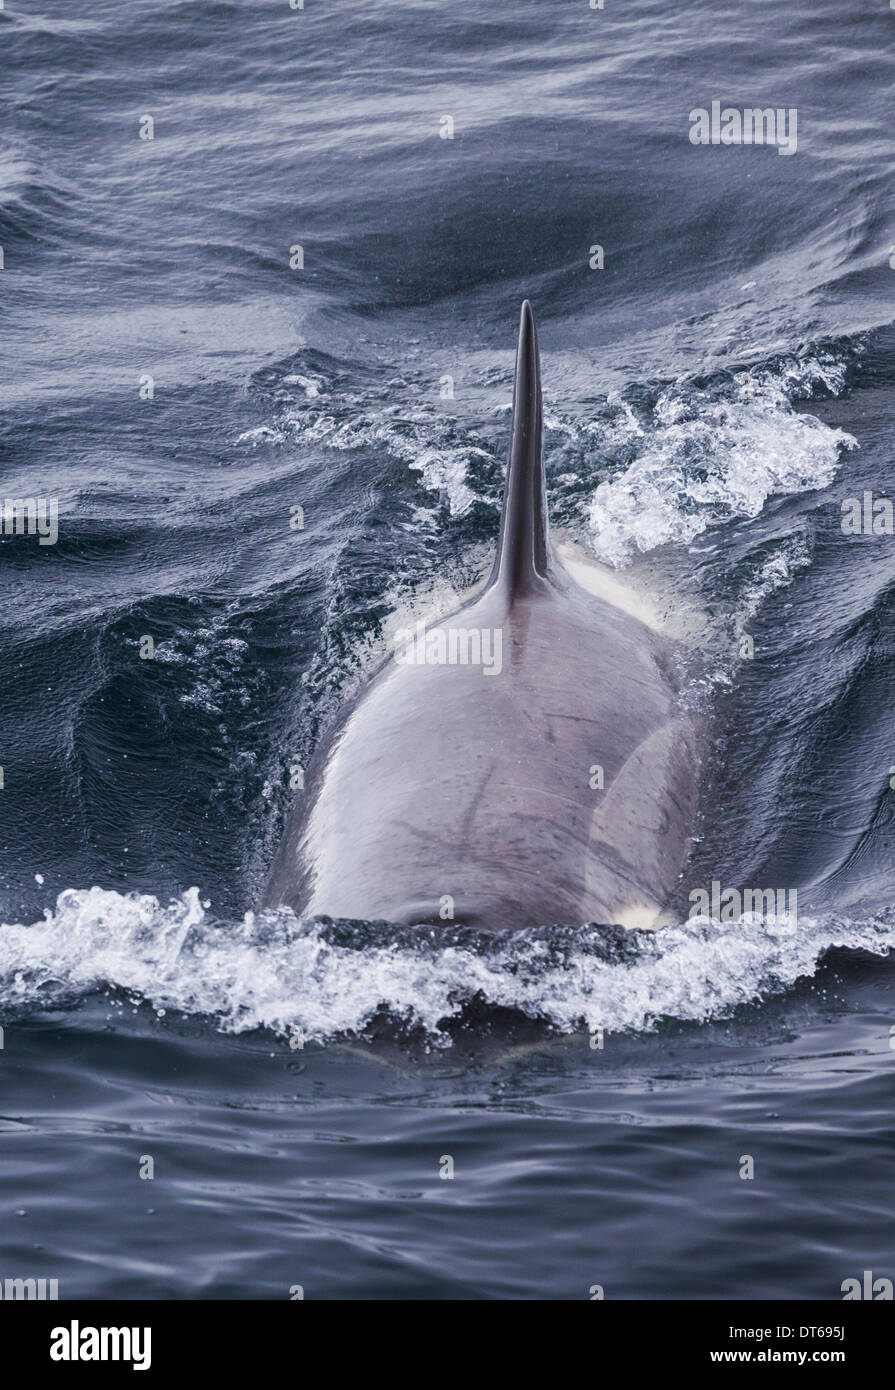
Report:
2,887,892,1043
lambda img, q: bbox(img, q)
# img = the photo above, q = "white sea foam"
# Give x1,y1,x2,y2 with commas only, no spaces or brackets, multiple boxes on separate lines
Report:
584,355,857,567
237,396,490,517
1,887,891,1044
238,347,858,559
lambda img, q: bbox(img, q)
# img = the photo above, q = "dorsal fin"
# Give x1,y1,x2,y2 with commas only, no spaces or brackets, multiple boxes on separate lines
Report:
486,300,550,602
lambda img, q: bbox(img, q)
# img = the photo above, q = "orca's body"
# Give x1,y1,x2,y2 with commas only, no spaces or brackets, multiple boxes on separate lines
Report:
264,303,700,930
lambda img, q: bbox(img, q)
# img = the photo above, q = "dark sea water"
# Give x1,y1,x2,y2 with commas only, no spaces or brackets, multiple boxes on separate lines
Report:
2,0,895,1299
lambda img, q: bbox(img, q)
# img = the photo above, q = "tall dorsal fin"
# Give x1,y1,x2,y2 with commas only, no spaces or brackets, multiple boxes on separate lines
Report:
486,300,550,602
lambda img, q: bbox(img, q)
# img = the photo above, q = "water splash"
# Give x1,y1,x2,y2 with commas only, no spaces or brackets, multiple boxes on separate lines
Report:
583,354,857,567
2,887,892,1044
239,344,859,562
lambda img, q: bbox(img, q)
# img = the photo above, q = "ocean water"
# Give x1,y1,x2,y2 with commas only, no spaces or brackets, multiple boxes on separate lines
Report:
1,0,894,1299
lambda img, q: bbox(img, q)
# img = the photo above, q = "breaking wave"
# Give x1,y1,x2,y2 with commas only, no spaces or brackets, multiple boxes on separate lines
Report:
582,350,858,566
238,342,860,567
2,886,893,1045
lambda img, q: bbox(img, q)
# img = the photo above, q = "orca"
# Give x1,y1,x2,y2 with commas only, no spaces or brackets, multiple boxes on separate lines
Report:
264,302,701,931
